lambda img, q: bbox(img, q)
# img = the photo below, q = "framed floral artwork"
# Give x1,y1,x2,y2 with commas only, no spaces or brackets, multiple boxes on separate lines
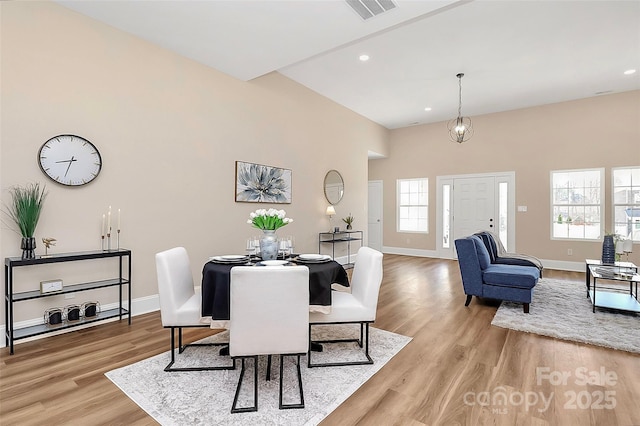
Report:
235,161,292,203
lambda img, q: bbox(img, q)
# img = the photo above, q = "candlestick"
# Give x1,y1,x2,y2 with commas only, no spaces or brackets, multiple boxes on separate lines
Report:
117,229,120,250
101,235,105,251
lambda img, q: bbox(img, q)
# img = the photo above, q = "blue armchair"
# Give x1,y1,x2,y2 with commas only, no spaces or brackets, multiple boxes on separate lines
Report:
455,235,540,313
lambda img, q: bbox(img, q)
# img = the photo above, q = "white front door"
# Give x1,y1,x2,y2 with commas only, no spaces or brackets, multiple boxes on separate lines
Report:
368,180,383,252
453,176,497,242
437,172,515,259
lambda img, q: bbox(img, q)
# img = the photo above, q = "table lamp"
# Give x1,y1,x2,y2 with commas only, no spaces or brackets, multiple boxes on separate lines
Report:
616,239,625,260
623,239,633,262
326,205,336,232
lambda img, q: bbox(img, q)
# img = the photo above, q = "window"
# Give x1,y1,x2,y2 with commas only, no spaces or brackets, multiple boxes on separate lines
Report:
397,178,428,233
613,167,640,243
551,168,603,240
442,183,451,247
498,181,508,251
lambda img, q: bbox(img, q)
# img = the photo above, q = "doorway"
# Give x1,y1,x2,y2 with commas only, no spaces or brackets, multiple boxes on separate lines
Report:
368,180,383,252
436,172,515,258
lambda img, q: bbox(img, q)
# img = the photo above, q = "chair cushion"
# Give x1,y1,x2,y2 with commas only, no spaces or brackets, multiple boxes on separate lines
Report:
309,291,374,323
229,266,309,357
471,236,492,270
172,293,204,326
482,264,539,289
156,247,202,327
474,232,498,263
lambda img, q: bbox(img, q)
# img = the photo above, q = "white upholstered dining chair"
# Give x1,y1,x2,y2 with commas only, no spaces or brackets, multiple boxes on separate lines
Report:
229,265,309,413
155,247,234,372
307,246,383,368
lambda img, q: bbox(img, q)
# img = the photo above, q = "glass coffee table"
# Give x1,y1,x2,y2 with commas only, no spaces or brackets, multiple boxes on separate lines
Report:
586,260,640,314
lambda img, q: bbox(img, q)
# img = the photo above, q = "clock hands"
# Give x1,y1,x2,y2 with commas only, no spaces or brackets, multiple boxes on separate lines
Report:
55,156,77,177
64,156,76,177
40,135,102,186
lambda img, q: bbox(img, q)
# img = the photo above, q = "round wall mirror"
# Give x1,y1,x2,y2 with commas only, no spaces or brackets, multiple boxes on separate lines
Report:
324,170,344,205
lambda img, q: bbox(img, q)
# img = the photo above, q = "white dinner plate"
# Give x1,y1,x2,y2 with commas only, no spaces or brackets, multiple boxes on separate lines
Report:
221,255,248,260
298,254,328,260
295,254,332,263
209,255,249,264
260,260,289,266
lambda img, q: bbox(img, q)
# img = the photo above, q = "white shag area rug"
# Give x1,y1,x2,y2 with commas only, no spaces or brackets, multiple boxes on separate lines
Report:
492,277,639,353
105,326,411,425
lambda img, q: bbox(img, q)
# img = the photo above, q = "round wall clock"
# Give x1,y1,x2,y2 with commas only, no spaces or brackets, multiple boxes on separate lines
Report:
38,134,102,186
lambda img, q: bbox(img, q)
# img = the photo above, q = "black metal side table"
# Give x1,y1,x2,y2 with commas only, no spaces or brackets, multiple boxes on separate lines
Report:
318,230,363,268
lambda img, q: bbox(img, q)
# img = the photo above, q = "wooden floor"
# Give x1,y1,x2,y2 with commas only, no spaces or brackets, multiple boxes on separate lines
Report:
1,255,638,425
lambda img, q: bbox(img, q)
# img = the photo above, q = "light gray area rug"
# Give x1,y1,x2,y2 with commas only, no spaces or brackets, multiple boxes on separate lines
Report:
105,326,411,425
492,278,639,353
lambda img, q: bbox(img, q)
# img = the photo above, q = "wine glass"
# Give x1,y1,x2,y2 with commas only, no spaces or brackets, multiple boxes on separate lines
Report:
278,238,292,259
252,236,260,258
286,236,295,258
246,238,255,256
246,237,259,257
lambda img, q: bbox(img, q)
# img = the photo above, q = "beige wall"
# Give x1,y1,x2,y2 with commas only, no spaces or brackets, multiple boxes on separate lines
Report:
0,1,389,324
369,91,640,266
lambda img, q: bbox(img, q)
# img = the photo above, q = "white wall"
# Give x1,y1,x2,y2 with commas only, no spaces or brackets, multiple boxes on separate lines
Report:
0,1,389,325
370,90,640,267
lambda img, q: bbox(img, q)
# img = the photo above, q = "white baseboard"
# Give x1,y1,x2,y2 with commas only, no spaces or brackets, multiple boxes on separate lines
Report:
381,246,586,272
382,246,440,258
539,259,585,272
0,294,160,349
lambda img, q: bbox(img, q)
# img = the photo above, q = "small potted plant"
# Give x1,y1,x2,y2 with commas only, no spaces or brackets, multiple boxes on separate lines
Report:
3,182,47,259
342,213,354,230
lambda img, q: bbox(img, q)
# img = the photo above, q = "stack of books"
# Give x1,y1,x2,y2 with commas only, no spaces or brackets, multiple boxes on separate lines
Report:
594,267,616,278
594,266,636,279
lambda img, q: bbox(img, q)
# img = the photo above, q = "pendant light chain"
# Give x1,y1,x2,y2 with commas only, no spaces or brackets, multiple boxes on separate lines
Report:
457,74,463,119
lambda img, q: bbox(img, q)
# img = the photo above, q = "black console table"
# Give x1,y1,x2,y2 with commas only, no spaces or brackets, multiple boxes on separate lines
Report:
4,249,132,354
318,230,363,269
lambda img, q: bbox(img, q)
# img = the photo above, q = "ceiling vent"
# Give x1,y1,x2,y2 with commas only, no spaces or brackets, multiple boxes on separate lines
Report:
346,0,397,20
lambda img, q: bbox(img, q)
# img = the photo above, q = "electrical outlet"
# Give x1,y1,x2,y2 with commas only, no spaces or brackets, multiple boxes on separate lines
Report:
65,293,75,299
567,248,573,256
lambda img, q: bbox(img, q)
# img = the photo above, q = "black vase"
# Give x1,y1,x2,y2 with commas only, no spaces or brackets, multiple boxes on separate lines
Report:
601,235,615,265
21,237,36,260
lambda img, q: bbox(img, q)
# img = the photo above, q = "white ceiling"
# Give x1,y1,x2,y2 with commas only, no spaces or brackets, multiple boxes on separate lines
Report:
56,0,640,130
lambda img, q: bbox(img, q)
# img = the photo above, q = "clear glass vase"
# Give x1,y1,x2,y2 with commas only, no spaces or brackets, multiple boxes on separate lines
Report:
260,230,278,260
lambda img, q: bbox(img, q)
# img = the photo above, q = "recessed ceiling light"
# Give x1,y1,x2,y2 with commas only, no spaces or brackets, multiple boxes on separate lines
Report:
624,69,636,75
424,107,432,112
359,54,370,62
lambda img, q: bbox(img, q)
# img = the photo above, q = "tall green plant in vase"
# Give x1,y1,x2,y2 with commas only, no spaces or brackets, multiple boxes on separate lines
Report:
3,183,47,259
